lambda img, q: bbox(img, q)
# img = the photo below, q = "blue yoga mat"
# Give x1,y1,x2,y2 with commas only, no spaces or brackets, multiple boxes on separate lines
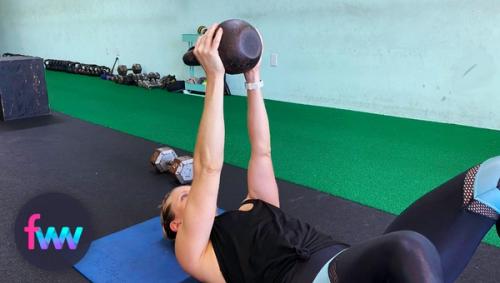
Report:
75,210,223,283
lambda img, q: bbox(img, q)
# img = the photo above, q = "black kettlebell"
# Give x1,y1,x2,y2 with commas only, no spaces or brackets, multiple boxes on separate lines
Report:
183,19,263,75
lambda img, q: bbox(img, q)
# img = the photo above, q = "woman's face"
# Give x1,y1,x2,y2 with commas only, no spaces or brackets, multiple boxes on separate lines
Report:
168,185,191,219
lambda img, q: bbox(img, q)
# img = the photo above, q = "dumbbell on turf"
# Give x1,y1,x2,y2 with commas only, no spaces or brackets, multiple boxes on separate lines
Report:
117,64,142,76
150,147,193,184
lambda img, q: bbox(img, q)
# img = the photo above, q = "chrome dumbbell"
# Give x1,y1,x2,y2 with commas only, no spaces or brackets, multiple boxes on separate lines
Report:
150,147,193,184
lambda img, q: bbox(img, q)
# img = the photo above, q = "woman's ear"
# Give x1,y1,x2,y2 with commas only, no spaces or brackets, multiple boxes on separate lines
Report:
170,219,180,233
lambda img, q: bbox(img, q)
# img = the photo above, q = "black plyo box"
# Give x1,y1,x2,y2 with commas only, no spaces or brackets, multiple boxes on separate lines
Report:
0,56,50,121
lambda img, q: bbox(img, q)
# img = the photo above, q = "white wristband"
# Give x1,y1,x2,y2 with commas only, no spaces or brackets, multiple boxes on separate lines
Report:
245,80,264,90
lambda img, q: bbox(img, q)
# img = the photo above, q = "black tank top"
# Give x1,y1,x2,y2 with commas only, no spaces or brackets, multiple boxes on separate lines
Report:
209,199,346,283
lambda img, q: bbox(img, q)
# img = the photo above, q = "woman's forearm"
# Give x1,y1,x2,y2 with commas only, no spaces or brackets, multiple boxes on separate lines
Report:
194,73,225,174
246,73,271,155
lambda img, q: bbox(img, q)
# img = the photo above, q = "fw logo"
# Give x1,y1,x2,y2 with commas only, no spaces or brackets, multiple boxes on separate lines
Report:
24,213,84,250
15,193,93,269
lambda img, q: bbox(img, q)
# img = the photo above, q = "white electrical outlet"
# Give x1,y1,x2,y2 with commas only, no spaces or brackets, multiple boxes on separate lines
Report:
271,53,278,67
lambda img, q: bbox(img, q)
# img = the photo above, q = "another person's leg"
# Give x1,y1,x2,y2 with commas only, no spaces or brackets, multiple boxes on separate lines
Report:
327,230,443,283
384,156,500,282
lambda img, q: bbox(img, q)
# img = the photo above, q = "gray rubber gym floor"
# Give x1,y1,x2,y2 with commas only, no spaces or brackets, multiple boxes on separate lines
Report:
1,113,499,282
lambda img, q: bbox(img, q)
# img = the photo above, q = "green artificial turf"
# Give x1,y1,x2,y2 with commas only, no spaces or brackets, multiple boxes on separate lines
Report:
45,71,500,246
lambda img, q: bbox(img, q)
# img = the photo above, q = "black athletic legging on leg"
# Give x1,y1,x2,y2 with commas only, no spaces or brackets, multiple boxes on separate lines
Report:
328,230,444,283
328,162,499,283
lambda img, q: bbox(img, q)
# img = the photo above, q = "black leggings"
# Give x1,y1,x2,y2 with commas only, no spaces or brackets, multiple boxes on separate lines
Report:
329,166,498,283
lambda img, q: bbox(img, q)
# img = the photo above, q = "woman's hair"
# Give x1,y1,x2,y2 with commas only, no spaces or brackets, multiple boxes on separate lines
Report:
159,191,177,240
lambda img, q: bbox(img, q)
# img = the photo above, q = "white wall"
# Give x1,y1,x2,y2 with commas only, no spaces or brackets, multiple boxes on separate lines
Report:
1,0,499,130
